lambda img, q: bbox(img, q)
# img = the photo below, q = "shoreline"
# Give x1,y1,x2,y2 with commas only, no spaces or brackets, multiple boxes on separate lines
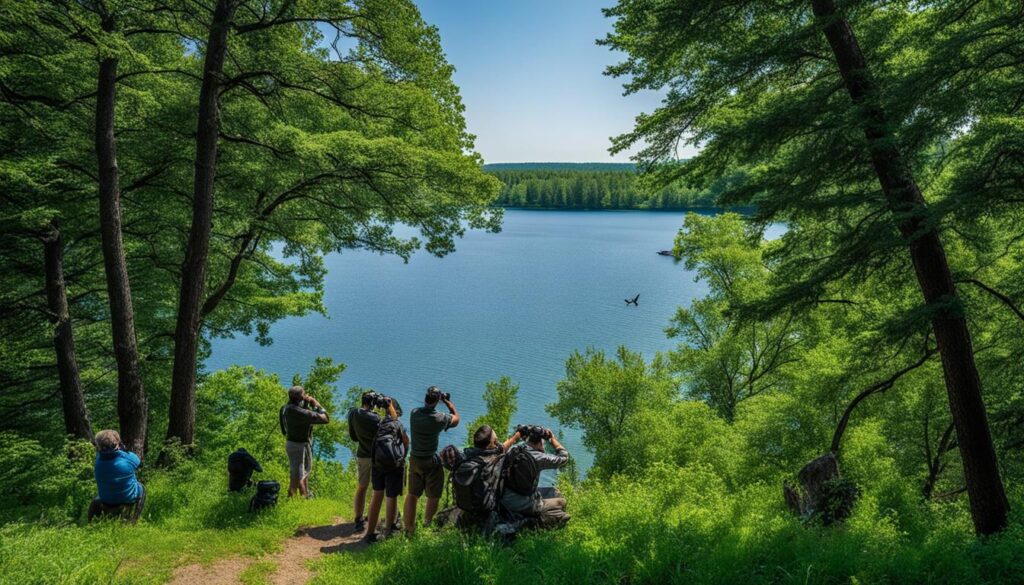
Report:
492,205,755,213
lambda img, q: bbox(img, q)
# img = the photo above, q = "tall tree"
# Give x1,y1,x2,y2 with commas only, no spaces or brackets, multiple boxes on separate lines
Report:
166,0,237,450
42,219,93,441
810,0,1006,533
603,0,1017,533
94,6,148,455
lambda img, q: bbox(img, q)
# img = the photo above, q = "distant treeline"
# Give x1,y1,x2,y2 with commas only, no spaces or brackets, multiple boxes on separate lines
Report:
484,163,726,210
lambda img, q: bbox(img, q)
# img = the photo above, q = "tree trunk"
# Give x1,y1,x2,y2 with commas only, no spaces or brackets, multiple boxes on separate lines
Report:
42,219,93,441
166,0,236,448
810,0,1009,535
96,14,147,456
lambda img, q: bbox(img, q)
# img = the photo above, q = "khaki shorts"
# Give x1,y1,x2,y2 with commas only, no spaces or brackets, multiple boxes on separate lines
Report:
408,455,444,498
285,440,312,482
356,457,371,488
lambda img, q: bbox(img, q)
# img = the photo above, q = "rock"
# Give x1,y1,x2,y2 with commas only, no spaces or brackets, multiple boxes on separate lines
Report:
783,453,859,525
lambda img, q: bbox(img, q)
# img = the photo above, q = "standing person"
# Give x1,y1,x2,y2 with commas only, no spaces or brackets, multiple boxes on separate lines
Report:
501,425,571,528
365,397,408,542
347,392,381,533
279,385,329,498
404,386,459,535
89,430,146,523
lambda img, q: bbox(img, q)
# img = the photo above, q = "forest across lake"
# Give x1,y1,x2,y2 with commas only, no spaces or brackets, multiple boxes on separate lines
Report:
485,162,745,210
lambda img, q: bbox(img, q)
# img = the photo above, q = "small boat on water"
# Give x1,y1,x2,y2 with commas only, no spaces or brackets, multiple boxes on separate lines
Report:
657,250,673,256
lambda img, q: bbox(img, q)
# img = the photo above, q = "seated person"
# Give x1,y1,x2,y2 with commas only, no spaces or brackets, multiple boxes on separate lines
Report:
89,429,145,524
446,425,514,529
227,447,263,492
500,426,570,528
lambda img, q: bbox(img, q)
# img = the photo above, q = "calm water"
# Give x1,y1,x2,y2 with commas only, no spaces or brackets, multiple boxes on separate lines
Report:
208,209,713,470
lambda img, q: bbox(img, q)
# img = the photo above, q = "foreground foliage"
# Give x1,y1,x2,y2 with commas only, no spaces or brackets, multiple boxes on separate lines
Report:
2,361,1022,585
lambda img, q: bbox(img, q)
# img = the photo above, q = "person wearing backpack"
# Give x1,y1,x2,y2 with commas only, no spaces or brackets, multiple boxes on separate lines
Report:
403,386,460,536
365,397,408,543
347,392,382,534
501,425,571,528
448,425,521,529
279,385,329,498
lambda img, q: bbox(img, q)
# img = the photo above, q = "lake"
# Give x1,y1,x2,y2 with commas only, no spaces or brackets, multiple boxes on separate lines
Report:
208,209,714,471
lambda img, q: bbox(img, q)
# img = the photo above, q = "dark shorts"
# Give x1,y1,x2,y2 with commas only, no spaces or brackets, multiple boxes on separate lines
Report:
371,465,404,498
408,455,444,498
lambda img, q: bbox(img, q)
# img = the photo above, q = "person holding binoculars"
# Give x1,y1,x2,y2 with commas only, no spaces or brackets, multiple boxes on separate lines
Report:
89,429,146,523
404,385,460,535
347,391,386,533
501,424,571,527
279,385,329,498
361,393,408,542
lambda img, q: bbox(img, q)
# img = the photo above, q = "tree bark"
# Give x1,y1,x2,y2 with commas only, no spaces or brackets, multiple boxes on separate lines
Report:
166,0,237,448
96,14,147,456
810,0,1009,534
42,219,93,441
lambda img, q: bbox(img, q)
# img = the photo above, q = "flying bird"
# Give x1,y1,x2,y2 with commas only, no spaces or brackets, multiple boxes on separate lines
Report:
625,294,640,306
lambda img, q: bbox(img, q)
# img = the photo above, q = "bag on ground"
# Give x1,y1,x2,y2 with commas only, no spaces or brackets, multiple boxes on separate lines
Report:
249,480,280,512
439,444,463,471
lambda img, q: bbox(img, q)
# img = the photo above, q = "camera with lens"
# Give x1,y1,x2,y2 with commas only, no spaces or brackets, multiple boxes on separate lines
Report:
364,392,392,409
515,424,550,442
426,386,451,402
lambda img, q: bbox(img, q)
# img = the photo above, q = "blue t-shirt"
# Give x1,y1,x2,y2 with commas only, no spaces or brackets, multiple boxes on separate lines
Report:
95,450,142,504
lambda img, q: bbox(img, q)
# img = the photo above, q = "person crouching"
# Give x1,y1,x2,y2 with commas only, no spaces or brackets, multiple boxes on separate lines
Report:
89,430,145,524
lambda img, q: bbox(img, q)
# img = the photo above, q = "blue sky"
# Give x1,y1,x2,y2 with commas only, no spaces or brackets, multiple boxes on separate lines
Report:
415,0,694,164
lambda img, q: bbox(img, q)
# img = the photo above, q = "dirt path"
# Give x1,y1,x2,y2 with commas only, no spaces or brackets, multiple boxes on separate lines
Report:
168,518,366,585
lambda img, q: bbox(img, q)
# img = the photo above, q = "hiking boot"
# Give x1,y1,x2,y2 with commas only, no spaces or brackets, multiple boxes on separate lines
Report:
392,513,402,532
353,517,366,533
362,532,379,544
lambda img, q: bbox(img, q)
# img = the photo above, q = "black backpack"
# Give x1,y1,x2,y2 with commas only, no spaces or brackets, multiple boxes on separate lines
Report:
227,448,262,492
452,449,504,513
249,480,280,512
503,444,540,497
372,417,406,472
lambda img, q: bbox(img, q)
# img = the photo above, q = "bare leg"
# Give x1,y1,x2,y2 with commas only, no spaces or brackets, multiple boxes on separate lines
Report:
365,490,385,538
403,493,419,535
384,497,398,535
288,477,301,497
300,476,309,497
424,497,440,527
353,484,368,522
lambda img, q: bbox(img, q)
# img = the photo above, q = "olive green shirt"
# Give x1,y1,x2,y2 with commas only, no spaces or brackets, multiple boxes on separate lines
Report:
409,405,453,459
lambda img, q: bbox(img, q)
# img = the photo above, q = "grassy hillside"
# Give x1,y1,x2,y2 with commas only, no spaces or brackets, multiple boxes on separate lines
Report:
2,446,1020,585
1,362,1021,585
